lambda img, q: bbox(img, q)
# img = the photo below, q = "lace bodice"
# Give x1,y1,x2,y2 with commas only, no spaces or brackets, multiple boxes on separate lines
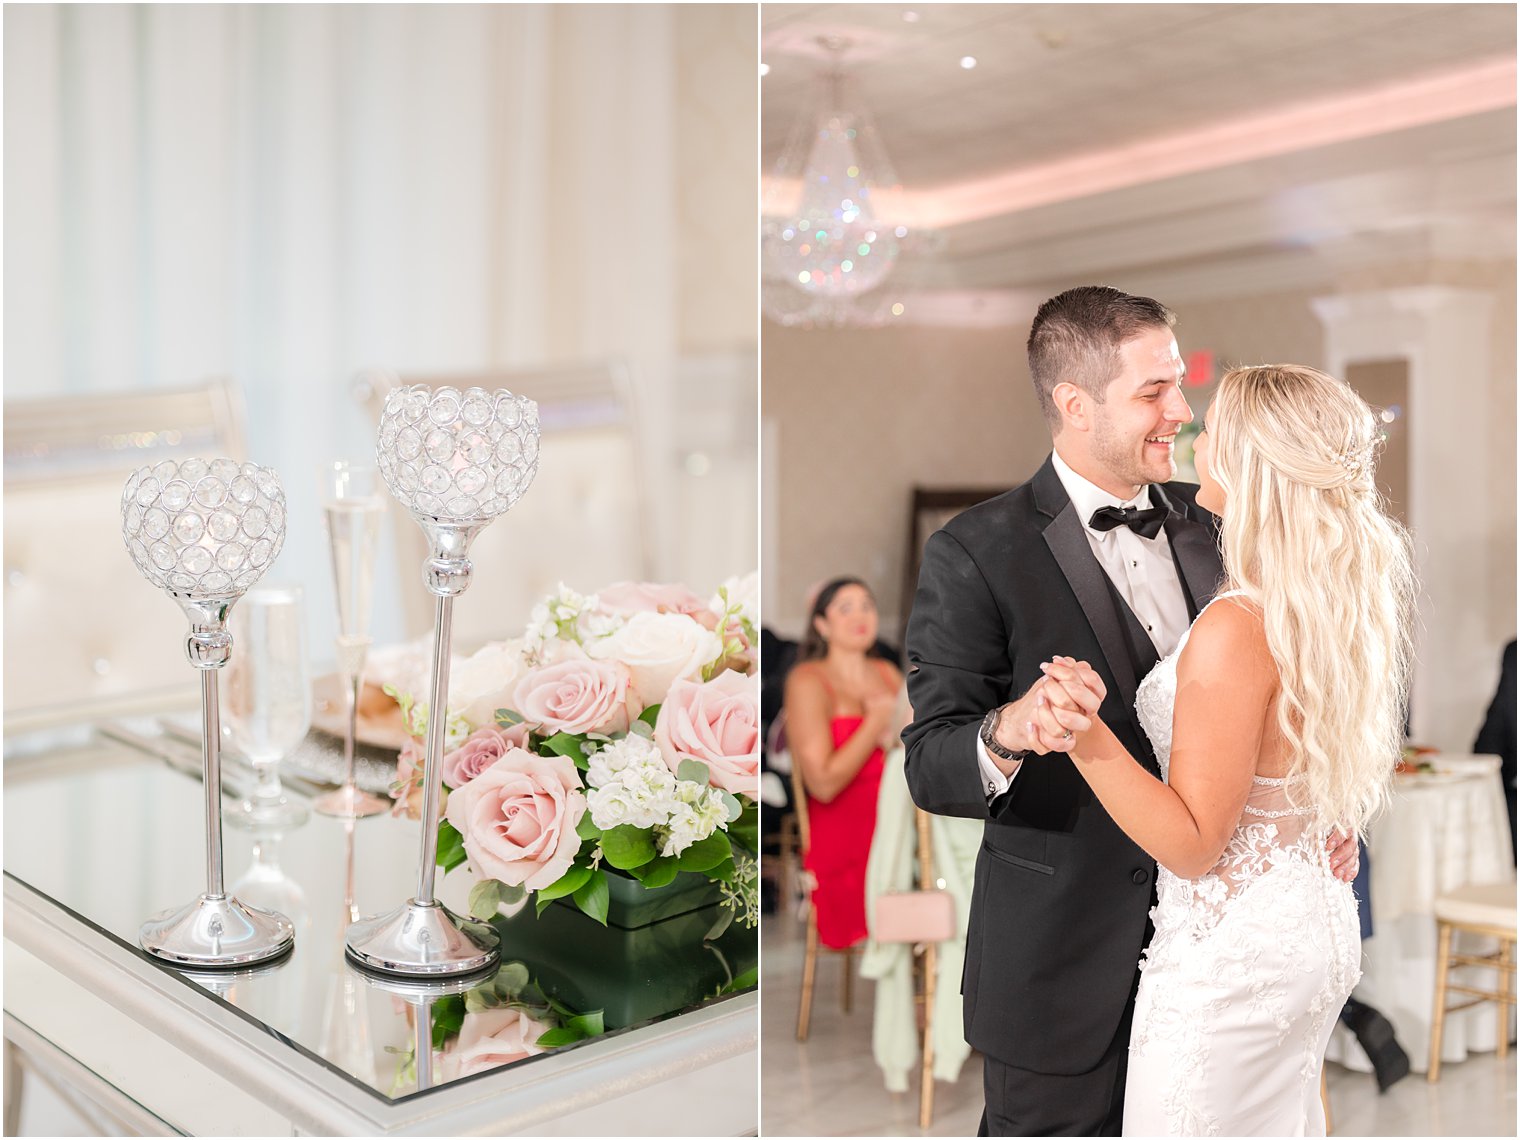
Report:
1134,594,1325,918
1126,593,1362,1137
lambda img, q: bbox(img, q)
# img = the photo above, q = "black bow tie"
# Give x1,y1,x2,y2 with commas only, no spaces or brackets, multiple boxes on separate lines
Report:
1088,504,1168,540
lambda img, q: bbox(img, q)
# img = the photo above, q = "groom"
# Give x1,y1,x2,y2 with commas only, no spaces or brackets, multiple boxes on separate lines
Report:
902,286,1356,1135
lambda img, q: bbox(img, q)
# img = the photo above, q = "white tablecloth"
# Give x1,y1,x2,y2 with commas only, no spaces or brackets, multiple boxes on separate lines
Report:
1327,754,1515,1074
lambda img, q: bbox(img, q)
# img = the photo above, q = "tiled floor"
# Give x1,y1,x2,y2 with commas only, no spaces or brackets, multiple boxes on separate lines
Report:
761,908,1518,1137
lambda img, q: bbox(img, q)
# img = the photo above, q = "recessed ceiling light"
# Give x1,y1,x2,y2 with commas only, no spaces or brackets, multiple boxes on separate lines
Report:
760,63,770,76
960,56,977,70
903,10,920,21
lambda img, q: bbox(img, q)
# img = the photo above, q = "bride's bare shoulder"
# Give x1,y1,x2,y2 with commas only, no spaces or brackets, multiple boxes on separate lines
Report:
1180,594,1275,684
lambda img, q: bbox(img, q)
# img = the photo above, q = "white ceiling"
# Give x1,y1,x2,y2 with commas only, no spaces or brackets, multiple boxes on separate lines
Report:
761,4,1517,298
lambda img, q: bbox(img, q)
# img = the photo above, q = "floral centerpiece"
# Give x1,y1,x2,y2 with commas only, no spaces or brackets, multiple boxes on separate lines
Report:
388,574,760,943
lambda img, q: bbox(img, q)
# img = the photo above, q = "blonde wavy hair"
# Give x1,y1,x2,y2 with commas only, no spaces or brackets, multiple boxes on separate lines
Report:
1207,364,1417,834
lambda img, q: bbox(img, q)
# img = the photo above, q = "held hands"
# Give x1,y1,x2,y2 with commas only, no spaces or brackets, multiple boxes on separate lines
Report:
993,657,1108,757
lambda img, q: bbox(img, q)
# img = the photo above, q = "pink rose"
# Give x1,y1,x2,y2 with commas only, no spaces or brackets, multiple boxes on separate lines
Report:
655,670,760,798
513,654,640,736
442,723,532,789
597,581,710,619
444,749,586,890
436,1007,551,1080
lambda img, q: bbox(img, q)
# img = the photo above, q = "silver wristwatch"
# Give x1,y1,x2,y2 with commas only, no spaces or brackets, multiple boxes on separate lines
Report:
980,704,1028,763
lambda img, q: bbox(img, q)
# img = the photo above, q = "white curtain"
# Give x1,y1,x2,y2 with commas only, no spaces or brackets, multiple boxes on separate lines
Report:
5,4,757,647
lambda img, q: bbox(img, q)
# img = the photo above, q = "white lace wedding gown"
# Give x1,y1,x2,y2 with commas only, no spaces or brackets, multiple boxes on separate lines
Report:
1124,597,1362,1137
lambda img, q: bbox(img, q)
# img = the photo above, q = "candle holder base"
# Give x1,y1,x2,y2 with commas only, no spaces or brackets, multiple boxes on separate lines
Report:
140,894,295,969
344,900,500,978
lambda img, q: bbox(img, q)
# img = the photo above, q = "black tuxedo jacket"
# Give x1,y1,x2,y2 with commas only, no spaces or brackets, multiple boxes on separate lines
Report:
902,454,1224,1074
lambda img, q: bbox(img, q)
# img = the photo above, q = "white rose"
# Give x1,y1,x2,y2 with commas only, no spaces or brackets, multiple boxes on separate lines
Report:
449,639,531,729
588,612,723,707
710,571,759,629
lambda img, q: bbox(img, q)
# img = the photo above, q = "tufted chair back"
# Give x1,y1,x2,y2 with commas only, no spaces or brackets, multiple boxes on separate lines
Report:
4,378,247,731
357,361,654,646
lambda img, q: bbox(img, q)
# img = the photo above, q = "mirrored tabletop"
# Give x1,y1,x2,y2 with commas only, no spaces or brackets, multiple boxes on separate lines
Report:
3,722,757,1113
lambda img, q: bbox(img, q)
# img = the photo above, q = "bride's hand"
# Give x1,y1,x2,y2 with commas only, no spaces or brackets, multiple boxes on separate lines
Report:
1027,657,1106,751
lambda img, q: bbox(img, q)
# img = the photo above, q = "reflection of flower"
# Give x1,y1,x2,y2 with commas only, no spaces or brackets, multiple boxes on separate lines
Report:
391,737,427,819
655,671,760,797
513,653,639,737
587,611,723,706
436,1007,551,1081
444,751,586,890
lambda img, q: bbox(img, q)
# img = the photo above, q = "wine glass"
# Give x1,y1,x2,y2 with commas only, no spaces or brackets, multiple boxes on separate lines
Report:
314,461,389,819
225,585,312,829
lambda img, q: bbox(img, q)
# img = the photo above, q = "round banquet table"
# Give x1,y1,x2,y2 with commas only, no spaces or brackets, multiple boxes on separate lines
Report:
1327,754,1516,1075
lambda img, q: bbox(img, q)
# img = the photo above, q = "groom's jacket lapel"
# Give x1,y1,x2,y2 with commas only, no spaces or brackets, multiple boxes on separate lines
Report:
1032,459,1145,730
1154,481,1223,617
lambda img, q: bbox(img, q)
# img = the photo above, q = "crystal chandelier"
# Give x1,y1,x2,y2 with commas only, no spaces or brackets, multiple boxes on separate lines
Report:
762,40,912,328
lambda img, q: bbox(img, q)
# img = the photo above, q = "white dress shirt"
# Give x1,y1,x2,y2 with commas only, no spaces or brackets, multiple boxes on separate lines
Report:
977,450,1192,798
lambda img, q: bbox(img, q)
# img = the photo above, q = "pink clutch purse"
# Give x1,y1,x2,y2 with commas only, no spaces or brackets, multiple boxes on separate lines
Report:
874,888,956,943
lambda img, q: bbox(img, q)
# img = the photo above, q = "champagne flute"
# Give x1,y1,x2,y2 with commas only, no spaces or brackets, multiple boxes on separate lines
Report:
225,585,312,829
314,461,388,818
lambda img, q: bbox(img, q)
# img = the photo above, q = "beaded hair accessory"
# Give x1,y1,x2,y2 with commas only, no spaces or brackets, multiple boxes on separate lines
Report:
1334,440,1376,486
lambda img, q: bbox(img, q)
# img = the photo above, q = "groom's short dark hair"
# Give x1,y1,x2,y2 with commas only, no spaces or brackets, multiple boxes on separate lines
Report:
1027,286,1176,426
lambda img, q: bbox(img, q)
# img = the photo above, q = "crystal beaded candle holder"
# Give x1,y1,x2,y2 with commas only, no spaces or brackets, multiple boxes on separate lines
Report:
122,457,296,969
345,386,538,978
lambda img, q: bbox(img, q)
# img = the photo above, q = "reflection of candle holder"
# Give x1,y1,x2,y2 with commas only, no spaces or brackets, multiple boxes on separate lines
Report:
345,386,539,977
122,457,296,968
352,966,480,1092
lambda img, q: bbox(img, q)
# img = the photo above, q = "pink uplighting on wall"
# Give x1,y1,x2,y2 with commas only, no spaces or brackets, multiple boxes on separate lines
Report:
761,58,1516,230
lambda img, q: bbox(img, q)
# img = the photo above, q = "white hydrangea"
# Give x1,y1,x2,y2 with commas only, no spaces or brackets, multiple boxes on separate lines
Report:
586,734,659,790
659,780,730,856
586,735,679,831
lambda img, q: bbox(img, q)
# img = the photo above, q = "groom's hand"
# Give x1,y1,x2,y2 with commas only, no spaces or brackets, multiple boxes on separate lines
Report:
1029,658,1106,751
993,677,1082,760
1326,830,1360,883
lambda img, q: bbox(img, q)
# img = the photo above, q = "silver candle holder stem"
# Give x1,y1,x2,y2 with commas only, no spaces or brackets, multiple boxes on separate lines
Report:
125,457,296,970
346,385,536,979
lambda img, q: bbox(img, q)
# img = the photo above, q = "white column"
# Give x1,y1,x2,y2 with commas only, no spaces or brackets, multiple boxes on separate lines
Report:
1311,286,1497,749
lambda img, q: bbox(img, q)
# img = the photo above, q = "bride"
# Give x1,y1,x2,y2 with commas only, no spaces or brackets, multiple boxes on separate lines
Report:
1030,364,1416,1136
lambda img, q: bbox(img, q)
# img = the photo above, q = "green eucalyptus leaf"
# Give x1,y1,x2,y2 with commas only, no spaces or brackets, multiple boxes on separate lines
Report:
572,870,610,926
599,824,657,870
494,961,530,996
498,882,526,906
628,718,655,740
466,879,505,920
718,790,742,822
676,758,711,786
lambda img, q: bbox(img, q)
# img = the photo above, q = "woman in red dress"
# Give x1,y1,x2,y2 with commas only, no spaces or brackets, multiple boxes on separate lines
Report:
784,578,904,949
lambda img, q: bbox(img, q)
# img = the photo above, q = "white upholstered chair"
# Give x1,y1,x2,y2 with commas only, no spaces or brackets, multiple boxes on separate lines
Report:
4,378,247,731
355,361,654,646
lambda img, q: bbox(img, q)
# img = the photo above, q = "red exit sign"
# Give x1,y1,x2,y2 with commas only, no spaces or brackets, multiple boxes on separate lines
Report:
1184,350,1215,388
